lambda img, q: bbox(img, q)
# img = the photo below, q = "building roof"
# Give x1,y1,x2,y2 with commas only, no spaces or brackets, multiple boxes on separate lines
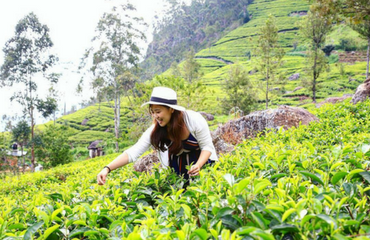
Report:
87,140,103,149
5,150,28,157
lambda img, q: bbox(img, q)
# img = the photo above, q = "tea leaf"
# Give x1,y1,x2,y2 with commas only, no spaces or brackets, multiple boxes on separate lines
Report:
216,207,234,219
43,224,60,239
254,180,271,195
359,171,370,184
347,169,364,181
223,174,235,186
300,171,324,186
271,224,299,233
270,173,287,181
24,221,44,240
251,212,267,229
282,208,296,222
190,229,208,240
317,214,337,228
331,172,348,185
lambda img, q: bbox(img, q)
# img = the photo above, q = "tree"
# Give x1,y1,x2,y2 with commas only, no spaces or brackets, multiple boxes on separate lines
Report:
300,5,333,102
222,63,257,116
12,120,30,172
254,14,285,109
83,4,147,152
0,13,59,170
350,20,370,78
316,0,370,23
34,125,72,168
182,47,202,83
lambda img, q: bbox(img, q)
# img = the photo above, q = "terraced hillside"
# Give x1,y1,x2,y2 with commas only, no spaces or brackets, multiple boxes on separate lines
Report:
166,0,368,109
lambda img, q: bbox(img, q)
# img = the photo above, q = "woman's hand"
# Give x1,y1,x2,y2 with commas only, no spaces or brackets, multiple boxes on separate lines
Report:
188,164,200,177
97,168,110,185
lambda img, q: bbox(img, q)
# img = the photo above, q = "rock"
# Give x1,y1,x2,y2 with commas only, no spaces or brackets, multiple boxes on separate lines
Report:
136,106,318,172
293,86,303,92
351,78,370,104
316,94,353,107
211,131,235,156
213,106,318,147
134,152,161,173
288,73,300,81
199,111,215,121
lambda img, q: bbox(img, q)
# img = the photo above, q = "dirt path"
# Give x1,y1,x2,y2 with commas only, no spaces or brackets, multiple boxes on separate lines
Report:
195,56,234,65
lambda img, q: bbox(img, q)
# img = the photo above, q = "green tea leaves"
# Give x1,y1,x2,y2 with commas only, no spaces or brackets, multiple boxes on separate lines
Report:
300,171,324,186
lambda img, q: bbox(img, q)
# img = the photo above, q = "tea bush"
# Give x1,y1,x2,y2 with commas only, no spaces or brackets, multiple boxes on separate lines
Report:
0,100,370,239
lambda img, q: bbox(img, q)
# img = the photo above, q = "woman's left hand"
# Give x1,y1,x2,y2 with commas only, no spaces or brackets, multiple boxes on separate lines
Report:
188,164,200,177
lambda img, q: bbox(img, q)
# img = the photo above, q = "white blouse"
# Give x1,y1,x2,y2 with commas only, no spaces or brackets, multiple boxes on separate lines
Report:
124,110,218,167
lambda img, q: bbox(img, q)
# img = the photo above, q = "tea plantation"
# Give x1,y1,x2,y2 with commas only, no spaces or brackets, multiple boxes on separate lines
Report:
1,99,369,239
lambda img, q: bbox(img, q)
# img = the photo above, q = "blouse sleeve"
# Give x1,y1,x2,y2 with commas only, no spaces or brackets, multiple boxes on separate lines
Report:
124,125,154,163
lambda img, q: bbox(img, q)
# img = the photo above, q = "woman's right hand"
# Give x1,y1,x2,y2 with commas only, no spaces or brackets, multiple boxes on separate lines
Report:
97,168,109,185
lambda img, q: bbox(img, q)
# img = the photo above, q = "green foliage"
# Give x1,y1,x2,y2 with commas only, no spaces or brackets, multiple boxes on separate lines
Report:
82,3,146,152
34,125,73,168
141,0,252,79
182,47,202,83
12,120,30,148
1,101,370,239
0,12,59,168
222,62,258,115
254,14,286,109
299,4,333,102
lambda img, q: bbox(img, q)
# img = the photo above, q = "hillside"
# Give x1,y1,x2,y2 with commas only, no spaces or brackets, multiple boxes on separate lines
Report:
163,0,368,110
1,99,369,239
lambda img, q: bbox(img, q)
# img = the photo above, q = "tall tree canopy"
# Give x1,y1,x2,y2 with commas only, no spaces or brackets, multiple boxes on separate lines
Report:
82,3,147,152
254,15,285,109
0,12,58,170
300,4,333,103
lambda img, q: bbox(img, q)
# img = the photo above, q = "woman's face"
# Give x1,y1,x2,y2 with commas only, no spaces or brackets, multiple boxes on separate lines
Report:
150,105,174,127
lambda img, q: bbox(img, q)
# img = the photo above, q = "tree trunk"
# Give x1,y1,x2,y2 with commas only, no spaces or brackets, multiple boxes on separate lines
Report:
266,68,270,109
367,37,370,79
312,46,318,103
21,145,25,173
114,91,120,152
29,78,35,171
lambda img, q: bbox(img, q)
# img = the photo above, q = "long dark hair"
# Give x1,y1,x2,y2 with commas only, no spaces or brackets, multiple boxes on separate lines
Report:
150,106,185,155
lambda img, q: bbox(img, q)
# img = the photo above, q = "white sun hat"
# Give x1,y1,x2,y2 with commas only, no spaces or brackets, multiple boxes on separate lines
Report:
141,87,186,111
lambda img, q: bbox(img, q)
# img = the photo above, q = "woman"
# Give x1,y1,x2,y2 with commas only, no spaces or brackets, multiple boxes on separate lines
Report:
97,87,218,185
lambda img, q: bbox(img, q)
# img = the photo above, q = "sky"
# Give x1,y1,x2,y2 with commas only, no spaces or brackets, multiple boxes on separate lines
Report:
0,0,165,131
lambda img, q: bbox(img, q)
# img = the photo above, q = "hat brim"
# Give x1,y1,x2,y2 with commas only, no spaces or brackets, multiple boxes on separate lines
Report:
141,101,186,112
